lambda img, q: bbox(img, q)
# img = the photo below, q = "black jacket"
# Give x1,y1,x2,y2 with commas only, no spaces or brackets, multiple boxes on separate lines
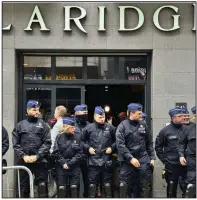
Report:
178,122,196,158
12,117,51,162
2,126,9,156
155,122,187,165
52,133,83,168
116,119,155,164
82,122,116,166
75,120,90,137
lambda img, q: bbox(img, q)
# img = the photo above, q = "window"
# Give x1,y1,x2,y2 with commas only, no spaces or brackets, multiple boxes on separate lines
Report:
119,56,147,80
56,57,83,80
24,56,51,80
56,88,81,114
25,87,52,121
87,57,115,79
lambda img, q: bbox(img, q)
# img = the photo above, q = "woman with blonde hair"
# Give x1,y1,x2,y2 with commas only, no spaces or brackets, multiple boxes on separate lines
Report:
52,117,83,198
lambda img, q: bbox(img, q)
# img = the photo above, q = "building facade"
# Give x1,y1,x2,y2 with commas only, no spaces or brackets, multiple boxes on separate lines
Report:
2,2,196,197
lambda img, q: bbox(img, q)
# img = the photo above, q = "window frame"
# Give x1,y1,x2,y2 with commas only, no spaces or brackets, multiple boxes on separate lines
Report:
18,51,151,127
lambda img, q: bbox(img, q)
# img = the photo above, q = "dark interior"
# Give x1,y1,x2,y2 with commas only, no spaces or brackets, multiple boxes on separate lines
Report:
85,85,145,126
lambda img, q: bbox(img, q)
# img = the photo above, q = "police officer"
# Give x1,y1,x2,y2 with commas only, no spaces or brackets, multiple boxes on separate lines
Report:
82,106,116,198
2,126,9,157
155,107,187,198
52,117,83,198
74,104,89,197
191,106,196,123
2,126,9,175
178,107,193,197
116,103,155,198
132,111,148,198
182,107,191,125
12,100,51,198
178,106,196,198
141,112,147,122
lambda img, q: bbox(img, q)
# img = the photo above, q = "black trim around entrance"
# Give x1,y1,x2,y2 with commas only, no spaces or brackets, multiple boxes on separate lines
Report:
18,50,152,128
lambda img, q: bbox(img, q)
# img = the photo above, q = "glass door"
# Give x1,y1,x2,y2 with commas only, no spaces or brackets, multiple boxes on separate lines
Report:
23,85,85,121
53,86,85,116
23,85,52,121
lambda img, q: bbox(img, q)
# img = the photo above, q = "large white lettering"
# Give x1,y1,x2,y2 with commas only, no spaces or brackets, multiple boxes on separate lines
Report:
64,6,87,33
192,4,196,31
153,5,180,31
3,24,12,31
98,6,106,31
24,5,50,31
119,6,144,31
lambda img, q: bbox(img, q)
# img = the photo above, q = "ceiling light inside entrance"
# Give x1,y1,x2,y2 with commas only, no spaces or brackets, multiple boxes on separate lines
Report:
104,105,110,112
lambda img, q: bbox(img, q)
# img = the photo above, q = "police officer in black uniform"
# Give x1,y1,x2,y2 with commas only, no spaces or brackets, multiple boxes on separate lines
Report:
2,126,9,174
2,126,9,157
12,100,51,198
74,104,89,197
178,106,196,198
178,107,193,197
155,107,187,198
52,117,83,198
130,112,148,198
116,103,155,198
82,106,116,198
182,107,192,125
141,112,147,122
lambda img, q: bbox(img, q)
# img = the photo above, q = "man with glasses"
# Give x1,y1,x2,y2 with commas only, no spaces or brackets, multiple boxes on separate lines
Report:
12,100,51,198
155,107,187,198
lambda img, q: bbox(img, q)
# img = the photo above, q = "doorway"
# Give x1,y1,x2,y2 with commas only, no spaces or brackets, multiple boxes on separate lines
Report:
85,85,145,126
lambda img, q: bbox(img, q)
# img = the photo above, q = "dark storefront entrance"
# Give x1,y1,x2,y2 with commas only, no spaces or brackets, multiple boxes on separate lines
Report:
18,52,151,127
85,85,145,125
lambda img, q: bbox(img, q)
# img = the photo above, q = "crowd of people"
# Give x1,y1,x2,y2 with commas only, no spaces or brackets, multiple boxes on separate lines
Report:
2,100,196,198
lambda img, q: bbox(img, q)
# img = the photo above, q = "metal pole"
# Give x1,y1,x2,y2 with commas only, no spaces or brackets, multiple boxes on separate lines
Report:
3,166,34,198
17,170,21,198
6,173,9,198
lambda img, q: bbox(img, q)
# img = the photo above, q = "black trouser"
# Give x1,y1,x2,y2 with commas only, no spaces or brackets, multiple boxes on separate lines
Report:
56,165,80,197
88,165,112,184
88,165,113,197
119,162,152,198
18,162,48,198
112,157,119,198
80,160,89,197
165,161,187,198
186,156,196,185
185,156,196,198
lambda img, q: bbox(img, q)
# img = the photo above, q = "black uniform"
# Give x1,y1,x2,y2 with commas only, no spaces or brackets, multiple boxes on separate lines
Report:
75,120,89,197
116,119,155,198
52,132,83,198
12,117,51,198
178,122,196,197
82,122,116,197
2,126,9,156
155,122,187,197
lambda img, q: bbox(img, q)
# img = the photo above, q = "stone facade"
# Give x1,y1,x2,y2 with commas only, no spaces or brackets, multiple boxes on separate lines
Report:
2,2,195,197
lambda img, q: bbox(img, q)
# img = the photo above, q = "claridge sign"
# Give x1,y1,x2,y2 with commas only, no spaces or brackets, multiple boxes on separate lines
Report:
3,4,196,33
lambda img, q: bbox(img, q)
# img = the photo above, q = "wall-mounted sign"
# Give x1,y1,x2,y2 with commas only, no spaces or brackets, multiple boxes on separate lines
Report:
175,102,187,108
2,4,196,32
126,66,146,80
